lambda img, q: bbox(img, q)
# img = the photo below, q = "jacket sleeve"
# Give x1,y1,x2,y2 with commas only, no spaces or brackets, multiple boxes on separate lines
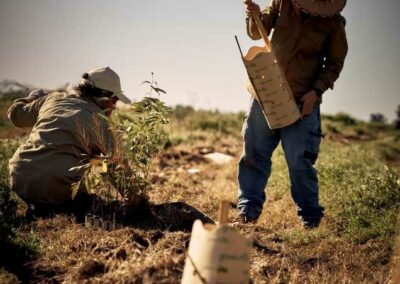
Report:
7,96,46,128
246,0,281,40
313,16,349,94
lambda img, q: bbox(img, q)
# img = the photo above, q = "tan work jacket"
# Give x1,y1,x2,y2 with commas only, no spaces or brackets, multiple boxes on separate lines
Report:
8,92,113,204
247,0,348,96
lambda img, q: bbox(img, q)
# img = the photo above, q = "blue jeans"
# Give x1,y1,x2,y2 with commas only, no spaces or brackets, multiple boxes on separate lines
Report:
237,98,324,222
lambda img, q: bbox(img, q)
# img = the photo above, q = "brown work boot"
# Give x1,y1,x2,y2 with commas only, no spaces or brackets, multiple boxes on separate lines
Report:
232,214,258,225
301,217,322,230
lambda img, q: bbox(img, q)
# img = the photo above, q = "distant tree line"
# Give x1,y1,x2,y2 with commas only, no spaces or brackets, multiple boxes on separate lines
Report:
1,79,400,130
370,105,400,130
0,80,31,100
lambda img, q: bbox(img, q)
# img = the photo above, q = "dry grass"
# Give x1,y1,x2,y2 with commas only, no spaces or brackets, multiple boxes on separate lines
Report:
2,109,400,283
9,138,396,283
24,216,187,283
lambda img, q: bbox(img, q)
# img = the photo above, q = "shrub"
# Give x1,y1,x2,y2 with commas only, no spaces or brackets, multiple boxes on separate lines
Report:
0,140,20,242
190,110,244,135
370,113,387,124
172,105,195,121
113,96,171,205
72,77,171,215
331,113,357,126
0,186,18,242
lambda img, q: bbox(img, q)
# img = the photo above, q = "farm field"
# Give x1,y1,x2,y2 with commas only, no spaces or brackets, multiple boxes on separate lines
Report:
1,97,400,283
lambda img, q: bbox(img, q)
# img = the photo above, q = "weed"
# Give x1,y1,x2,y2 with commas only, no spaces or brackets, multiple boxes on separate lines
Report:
281,229,329,248
13,230,40,252
319,143,400,242
337,167,400,242
377,142,400,163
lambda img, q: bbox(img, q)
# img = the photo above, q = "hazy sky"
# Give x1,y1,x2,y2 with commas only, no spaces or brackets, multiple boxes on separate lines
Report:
0,0,399,121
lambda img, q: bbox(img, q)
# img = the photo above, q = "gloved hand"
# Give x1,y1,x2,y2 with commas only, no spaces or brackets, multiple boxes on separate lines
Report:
26,89,47,102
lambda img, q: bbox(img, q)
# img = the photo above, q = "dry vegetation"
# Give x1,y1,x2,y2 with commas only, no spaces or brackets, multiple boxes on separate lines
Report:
1,98,400,283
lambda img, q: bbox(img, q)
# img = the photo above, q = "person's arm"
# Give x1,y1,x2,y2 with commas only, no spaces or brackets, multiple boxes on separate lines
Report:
7,89,47,128
312,16,349,95
246,0,281,40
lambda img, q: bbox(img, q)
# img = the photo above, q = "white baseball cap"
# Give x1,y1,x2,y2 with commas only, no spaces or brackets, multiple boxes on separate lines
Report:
79,67,131,104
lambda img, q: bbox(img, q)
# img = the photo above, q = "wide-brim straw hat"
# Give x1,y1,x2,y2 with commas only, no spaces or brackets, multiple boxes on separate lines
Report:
292,0,346,17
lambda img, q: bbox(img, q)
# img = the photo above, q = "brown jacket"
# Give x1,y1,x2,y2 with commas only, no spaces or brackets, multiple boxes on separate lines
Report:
247,0,348,97
8,92,113,204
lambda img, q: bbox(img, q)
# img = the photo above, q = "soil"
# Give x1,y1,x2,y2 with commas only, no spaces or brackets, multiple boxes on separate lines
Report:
121,201,215,231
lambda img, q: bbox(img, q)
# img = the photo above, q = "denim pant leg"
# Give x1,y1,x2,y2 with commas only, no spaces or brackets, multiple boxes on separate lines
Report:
280,106,324,221
238,98,280,219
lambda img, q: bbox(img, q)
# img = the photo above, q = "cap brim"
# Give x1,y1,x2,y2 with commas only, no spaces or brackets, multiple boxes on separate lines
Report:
115,92,131,104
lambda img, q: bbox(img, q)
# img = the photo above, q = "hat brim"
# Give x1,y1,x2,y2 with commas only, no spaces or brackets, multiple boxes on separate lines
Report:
292,0,346,17
79,77,131,103
114,92,131,104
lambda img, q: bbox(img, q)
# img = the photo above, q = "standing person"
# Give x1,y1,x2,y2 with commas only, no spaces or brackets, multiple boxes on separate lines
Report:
8,67,131,220
237,0,348,228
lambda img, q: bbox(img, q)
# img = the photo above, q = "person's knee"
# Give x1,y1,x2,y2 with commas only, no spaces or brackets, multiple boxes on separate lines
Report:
239,154,272,178
240,156,256,168
303,149,319,165
287,154,315,172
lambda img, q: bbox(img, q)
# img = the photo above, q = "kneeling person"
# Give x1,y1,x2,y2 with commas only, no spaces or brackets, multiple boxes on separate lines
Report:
8,67,131,219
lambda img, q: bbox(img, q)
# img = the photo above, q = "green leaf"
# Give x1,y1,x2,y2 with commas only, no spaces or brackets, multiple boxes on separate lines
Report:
152,87,167,95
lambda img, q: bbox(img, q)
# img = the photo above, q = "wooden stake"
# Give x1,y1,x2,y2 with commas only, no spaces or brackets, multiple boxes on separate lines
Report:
218,200,230,225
